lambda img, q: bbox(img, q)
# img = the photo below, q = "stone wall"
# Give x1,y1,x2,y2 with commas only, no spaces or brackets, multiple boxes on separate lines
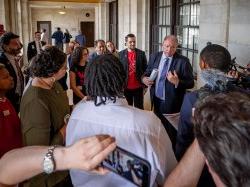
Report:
228,0,250,66
198,0,250,87
31,8,95,40
118,0,150,54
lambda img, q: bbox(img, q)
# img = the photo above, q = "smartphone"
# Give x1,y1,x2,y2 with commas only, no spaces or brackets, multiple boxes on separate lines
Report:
149,69,158,81
102,146,151,187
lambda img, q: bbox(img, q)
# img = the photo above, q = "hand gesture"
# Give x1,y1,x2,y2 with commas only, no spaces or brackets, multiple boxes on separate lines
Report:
227,70,239,79
167,70,179,86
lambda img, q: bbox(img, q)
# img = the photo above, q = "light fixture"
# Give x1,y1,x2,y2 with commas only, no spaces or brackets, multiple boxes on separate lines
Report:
58,6,66,15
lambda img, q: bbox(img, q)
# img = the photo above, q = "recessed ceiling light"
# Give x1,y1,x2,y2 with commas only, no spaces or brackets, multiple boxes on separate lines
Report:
58,6,66,15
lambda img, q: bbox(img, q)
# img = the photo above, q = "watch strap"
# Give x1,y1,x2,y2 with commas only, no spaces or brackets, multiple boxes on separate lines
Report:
43,145,57,174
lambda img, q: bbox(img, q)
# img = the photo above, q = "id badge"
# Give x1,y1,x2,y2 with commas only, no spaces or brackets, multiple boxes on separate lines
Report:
3,110,10,116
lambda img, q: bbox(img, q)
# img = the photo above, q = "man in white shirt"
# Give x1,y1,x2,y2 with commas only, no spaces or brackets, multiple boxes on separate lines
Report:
41,28,49,45
66,54,177,187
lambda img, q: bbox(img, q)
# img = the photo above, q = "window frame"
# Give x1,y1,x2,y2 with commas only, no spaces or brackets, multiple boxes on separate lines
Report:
150,0,200,74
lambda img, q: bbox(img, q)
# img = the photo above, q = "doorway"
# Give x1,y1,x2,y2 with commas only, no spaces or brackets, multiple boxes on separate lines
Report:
80,21,94,47
37,21,52,44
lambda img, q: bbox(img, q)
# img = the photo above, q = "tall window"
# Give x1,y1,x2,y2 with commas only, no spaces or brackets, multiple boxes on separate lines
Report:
109,0,118,48
150,0,200,74
176,0,200,74
150,0,171,52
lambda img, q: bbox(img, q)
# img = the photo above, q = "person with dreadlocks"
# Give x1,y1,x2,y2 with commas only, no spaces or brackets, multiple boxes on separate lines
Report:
66,54,177,187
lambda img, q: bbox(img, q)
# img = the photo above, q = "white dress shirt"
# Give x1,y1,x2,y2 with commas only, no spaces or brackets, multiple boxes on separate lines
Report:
155,53,173,100
5,53,23,96
66,98,177,187
35,40,42,54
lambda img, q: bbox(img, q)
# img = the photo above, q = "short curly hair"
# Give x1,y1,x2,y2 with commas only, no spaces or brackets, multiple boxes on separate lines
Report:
71,47,88,65
29,46,66,78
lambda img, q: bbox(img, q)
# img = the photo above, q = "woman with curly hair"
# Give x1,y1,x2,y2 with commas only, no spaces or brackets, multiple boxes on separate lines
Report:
20,46,72,187
69,46,89,104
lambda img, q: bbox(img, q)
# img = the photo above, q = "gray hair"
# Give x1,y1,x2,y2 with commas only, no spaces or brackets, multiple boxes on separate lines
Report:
163,35,178,45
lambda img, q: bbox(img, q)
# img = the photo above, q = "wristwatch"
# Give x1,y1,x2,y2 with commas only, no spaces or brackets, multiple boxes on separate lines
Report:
43,146,56,174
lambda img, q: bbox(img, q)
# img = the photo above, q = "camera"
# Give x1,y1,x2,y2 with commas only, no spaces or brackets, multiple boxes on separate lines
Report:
228,57,250,91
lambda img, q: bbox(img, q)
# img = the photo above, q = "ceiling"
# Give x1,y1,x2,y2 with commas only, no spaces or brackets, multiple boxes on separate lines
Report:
29,0,104,3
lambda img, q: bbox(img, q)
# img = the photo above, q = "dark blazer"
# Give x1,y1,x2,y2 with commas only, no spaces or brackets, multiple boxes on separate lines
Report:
118,48,147,86
27,41,46,61
144,51,194,114
175,91,197,160
0,52,21,111
175,92,216,187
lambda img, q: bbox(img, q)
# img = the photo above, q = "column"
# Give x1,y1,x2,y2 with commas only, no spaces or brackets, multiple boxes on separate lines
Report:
20,0,29,65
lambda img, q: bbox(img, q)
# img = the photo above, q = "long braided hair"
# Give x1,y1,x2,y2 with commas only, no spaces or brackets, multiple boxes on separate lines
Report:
85,54,126,106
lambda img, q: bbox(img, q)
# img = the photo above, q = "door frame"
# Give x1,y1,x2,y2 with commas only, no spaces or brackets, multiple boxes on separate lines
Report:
80,21,95,47
37,21,52,44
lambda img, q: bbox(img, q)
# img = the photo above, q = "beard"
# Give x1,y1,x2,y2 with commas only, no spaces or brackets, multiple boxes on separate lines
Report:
4,43,23,56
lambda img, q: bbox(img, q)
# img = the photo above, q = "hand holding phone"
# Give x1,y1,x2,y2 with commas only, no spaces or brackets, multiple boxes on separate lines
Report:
102,146,151,187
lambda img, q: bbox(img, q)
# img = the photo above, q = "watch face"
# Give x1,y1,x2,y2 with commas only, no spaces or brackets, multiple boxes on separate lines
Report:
43,157,54,174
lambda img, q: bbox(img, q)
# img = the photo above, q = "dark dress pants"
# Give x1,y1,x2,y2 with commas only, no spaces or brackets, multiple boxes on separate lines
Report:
124,87,144,109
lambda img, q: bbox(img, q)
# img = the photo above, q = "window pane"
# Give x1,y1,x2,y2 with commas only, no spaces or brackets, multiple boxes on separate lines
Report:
188,28,199,49
159,45,162,51
163,0,166,6
181,49,188,57
167,27,171,36
184,5,190,25
183,28,189,48
197,5,200,24
166,7,170,25
179,5,190,26
158,28,162,43
191,3,199,26
162,8,166,25
159,0,163,6
159,8,163,25
162,27,167,39
188,28,194,49
176,27,183,46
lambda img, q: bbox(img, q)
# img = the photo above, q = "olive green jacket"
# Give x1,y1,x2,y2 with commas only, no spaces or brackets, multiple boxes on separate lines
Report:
20,82,70,187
